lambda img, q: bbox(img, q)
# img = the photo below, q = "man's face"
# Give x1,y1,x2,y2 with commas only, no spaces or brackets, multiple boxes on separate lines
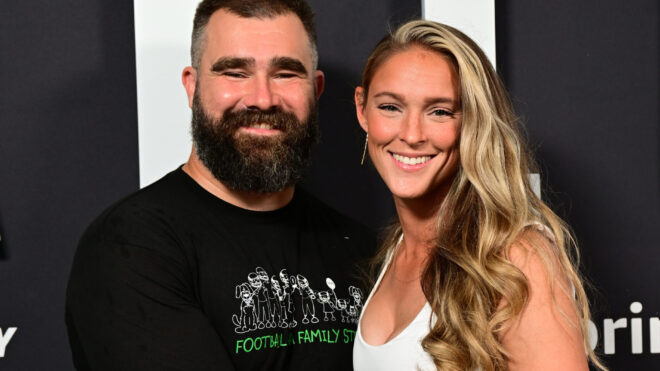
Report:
183,10,324,193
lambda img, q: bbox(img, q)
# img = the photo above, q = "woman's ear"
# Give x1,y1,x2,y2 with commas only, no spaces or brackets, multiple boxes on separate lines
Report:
354,87,368,133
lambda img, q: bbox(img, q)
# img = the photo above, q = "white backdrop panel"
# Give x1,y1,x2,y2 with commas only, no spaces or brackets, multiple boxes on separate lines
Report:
422,0,496,66
134,1,198,187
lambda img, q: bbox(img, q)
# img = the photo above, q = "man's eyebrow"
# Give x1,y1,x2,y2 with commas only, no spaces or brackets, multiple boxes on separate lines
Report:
211,57,255,72
270,57,308,76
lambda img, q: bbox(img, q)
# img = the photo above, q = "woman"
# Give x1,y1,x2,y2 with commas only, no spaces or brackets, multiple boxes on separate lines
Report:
352,20,605,371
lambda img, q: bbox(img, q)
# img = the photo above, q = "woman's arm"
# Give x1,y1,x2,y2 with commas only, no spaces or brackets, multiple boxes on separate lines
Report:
500,228,589,371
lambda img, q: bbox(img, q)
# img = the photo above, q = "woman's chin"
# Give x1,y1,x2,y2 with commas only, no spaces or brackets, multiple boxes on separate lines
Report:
390,189,434,204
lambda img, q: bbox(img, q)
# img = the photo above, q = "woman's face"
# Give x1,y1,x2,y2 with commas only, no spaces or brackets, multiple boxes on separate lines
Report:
355,46,461,202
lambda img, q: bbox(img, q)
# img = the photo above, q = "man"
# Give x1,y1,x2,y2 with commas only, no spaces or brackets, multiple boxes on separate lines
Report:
65,1,375,370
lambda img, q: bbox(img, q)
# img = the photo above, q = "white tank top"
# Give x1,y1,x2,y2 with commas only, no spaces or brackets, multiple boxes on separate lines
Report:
353,243,436,371
354,223,555,370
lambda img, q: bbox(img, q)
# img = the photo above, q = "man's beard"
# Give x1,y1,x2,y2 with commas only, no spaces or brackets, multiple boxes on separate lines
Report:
190,93,319,193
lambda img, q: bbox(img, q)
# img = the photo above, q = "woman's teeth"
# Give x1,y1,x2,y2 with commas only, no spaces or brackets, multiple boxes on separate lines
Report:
392,153,432,165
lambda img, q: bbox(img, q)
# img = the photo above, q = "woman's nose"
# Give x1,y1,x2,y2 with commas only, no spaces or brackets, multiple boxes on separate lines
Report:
399,112,426,145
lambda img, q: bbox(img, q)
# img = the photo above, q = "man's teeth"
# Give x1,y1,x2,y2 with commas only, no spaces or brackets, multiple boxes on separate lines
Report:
392,153,432,165
249,123,274,130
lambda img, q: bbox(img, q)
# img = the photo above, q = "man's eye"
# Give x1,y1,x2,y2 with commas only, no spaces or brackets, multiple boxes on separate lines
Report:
274,73,297,79
223,71,246,78
378,104,399,112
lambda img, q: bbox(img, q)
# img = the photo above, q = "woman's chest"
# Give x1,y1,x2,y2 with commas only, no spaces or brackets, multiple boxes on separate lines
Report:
360,266,427,345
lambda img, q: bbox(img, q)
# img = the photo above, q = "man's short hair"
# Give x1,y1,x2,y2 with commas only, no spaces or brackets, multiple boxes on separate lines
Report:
191,0,318,70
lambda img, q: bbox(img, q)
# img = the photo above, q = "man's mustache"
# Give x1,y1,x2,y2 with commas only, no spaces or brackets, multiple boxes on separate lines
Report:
223,107,299,132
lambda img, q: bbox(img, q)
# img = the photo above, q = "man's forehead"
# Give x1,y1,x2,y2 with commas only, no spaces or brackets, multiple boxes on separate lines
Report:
202,9,312,64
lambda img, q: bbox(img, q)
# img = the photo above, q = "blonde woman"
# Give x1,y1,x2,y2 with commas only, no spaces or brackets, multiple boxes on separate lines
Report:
352,20,605,371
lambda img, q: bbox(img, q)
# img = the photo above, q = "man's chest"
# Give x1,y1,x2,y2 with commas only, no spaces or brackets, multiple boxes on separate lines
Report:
190,230,365,369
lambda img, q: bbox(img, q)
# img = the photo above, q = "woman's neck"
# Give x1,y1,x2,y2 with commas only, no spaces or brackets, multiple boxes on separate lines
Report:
393,192,445,258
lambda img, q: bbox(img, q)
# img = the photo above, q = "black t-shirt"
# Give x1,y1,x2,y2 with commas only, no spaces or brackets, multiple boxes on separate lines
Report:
66,168,376,370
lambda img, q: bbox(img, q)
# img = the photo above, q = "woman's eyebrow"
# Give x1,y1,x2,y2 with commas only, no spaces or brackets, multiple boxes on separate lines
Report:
424,97,456,106
372,92,455,106
372,91,404,101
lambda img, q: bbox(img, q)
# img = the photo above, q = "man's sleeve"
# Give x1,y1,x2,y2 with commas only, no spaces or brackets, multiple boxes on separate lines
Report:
65,217,236,371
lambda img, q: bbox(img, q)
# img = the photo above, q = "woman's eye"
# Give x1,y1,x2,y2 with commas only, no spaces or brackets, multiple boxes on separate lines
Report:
431,108,453,117
378,104,399,112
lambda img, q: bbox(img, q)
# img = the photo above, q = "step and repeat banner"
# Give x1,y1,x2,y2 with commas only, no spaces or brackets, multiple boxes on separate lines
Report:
0,0,657,369
495,2,659,369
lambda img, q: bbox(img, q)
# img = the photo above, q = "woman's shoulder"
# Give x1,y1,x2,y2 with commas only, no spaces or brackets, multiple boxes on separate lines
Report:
506,222,558,265
500,223,589,370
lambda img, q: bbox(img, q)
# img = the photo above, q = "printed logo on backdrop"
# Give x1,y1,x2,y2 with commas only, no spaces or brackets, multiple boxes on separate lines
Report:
0,327,17,358
232,267,362,354
589,302,660,355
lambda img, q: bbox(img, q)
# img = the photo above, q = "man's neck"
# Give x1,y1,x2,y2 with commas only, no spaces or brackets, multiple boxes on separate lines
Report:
182,150,295,212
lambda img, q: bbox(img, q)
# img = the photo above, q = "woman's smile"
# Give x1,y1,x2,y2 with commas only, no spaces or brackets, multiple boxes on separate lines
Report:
389,152,435,170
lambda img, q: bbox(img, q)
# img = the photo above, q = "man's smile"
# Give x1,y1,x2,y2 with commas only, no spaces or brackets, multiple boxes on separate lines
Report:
239,123,282,136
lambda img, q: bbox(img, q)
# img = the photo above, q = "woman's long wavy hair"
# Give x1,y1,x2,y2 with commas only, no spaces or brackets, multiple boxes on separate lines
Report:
361,20,605,370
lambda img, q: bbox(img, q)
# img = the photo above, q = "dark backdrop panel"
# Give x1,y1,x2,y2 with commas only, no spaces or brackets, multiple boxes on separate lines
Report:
496,0,659,369
0,1,139,369
304,0,421,230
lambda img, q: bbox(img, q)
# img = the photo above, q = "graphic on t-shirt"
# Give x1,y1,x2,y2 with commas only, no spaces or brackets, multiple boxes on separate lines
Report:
295,274,319,324
232,267,363,334
233,283,258,333
348,285,363,315
317,291,336,321
278,269,298,328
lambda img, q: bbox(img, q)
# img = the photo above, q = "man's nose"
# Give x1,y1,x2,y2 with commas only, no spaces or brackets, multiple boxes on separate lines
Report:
243,75,280,110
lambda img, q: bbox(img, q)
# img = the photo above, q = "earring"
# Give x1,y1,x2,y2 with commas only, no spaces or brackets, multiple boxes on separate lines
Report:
360,133,368,165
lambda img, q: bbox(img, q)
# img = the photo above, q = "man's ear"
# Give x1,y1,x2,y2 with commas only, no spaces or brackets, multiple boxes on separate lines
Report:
354,87,368,133
314,70,325,100
182,66,197,108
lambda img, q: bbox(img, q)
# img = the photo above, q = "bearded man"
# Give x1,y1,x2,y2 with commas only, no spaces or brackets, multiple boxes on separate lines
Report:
65,1,375,370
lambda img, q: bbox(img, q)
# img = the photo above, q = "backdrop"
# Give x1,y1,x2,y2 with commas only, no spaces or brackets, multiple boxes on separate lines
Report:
0,0,657,369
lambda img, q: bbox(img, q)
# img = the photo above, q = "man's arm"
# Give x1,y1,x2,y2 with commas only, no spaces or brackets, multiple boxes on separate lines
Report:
66,219,236,371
